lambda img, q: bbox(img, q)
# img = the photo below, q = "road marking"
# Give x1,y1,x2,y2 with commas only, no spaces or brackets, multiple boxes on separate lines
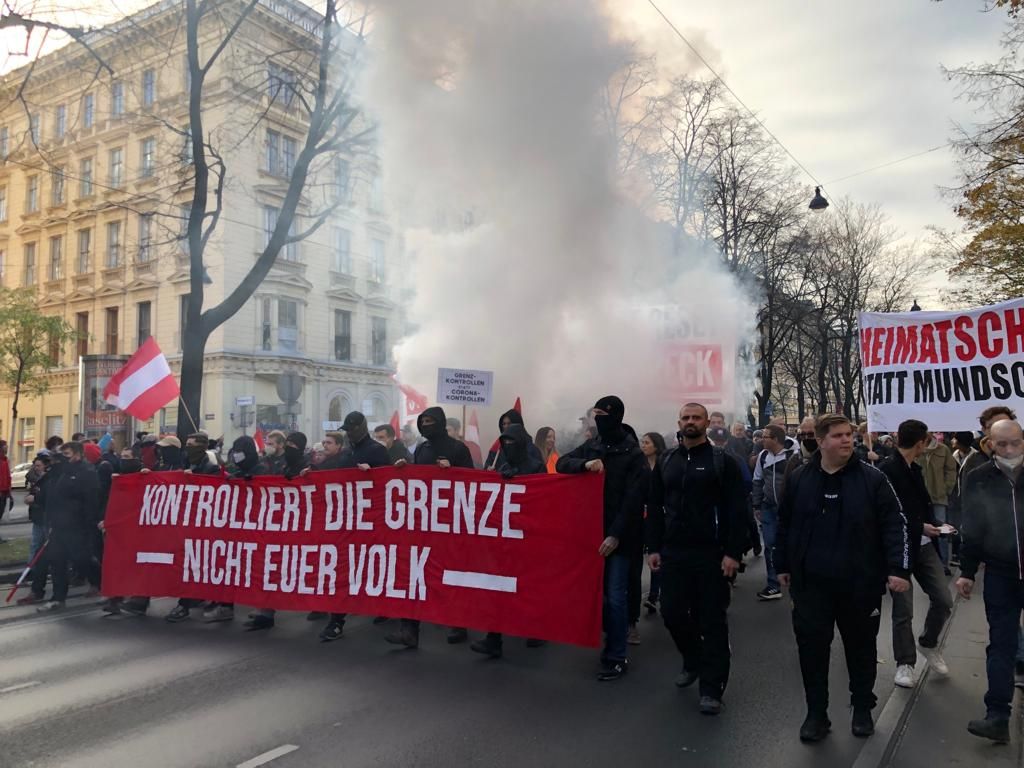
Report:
136,551,174,565
236,744,299,768
0,680,42,694
442,569,517,593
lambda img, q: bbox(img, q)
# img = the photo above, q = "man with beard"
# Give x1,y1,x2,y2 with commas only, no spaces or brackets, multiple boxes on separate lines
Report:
776,414,910,743
470,424,548,659
557,396,646,681
318,412,391,642
647,403,748,712
374,423,413,465
385,407,473,649
261,430,288,475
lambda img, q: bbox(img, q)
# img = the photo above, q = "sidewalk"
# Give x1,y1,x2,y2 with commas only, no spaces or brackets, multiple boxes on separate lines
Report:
880,570,1023,767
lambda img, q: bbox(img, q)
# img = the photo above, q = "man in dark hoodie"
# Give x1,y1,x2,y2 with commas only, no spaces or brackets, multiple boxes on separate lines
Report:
283,432,310,479
470,424,547,659
318,412,391,642
776,414,910,743
385,407,473,649
557,396,646,682
485,409,542,469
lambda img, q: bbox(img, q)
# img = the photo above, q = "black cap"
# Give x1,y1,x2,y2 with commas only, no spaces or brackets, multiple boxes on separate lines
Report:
341,411,367,431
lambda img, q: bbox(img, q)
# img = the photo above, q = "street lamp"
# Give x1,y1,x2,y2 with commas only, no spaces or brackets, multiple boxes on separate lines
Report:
910,300,921,312
809,186,829,211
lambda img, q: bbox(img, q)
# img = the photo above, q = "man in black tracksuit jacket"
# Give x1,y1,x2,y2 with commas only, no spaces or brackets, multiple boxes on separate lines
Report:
319,412,392,642
646,403,748,710
557,395,646,682
385,407,474,649
775,414,910,742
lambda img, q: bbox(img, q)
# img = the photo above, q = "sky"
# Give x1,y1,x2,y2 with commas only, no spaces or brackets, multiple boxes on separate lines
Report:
2,0,1010,308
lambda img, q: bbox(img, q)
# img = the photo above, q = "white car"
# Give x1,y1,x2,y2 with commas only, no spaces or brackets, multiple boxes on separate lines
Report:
10,462,32,489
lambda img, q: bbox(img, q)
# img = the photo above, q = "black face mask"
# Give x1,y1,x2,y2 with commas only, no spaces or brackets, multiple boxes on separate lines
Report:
346,422,368,445
501,439,527,466
802,438,818,453
420,420,444,442
186,445,208,464
284,445,303,466
119,459,142,474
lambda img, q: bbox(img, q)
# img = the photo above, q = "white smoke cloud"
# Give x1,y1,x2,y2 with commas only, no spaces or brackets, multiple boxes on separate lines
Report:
361,0,756,444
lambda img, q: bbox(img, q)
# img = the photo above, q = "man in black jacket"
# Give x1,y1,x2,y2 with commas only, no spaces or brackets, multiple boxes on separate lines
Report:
647,403,748,713
374,423,413,465
776,414,910,742
35,442,102,612
957,418,1024,744
557,395,646,682
385,407,474,649
879,420,953,690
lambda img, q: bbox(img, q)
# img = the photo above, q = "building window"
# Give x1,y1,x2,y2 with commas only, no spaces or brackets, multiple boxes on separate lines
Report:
26,175,38,213
109,147,124,187
278,299,298,351
0,186,6,222
263,206,277,249
371,316,387,365
334,309,351,361
179,204,191,255
137,301,151,346
333,157,350,202
265,129,280,174
179,294,189,350
0,126,7,158
106,221,121,267
181,126,193,163
82,93,94,129
112,81,124,117
55,104,66,139
48,236,62,280
23,243,35,285
138,214,152,262
21,417,35,443
267,63,296,106
48,331,60,365
29,113,40,144
261,297,271,351
76,312,88,358
105,307,118,354
332,227,351,273
370,239,385,283
140,137,155,178
142,69,156,107
282,135,296,176
184,54,192,93
51,166,65,205
369,175,383,212
79,158,93,197
77,229,91,273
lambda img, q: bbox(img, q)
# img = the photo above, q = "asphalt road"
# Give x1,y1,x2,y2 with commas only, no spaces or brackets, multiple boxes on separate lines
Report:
0,557,903,768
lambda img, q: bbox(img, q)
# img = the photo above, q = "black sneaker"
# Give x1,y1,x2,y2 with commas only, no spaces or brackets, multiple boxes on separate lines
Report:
800,714,832,742
384,629,419,649
244,615,275,631
121,600,149,617
470,638,503,659
852,708,874,737
306,611,327,621
968,717,1010,743
643,596,658,616
319,620,344,642
447,627,468,644
699,696,723,715
597,659,629,681
675,669,699,688
165,605,190,623
757,586,782,601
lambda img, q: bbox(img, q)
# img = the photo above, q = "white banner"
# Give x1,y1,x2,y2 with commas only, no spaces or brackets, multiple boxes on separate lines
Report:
858,297,1024,432
437,368,494,406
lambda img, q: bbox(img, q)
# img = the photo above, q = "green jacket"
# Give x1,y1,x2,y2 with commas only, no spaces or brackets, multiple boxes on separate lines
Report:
915,440,957,506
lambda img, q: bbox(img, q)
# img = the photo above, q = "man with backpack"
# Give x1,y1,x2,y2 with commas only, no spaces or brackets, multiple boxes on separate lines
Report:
751,424,793,602
647,402,750,715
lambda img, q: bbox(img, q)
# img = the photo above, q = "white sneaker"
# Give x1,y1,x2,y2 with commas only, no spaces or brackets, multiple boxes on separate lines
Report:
894,664,916,688
202,605,234,623
919,646,949,675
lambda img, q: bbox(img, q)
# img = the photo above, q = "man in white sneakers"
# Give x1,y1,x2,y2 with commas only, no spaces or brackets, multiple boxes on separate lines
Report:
751,424,792,601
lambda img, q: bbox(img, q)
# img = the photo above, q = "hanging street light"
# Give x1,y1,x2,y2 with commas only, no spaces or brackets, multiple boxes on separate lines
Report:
809,186,829,211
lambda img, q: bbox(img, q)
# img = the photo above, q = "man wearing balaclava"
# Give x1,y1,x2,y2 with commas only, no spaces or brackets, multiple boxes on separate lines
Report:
556,396,646,681
385,406,473,649
484,409,542,469
283,432,310,479
317,412,391,643
958,418,1024,744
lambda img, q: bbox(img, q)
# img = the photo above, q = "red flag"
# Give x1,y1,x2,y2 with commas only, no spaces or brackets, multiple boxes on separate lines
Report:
398,381,428,419
466,409,484,468
102,337,179,421
513,397,522,413
389,410,400,434
253,429,265,453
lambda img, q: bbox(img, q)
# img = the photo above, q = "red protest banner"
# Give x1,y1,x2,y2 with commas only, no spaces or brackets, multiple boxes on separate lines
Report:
101,466,605,647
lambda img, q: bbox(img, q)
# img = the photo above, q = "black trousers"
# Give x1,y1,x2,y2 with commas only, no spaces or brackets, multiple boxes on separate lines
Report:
659,552,731,698
38,528,100,602
791,578,882,714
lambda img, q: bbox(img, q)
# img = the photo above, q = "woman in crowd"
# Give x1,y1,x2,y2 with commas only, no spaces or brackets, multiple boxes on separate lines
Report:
638,432,666,625
534,427,558,474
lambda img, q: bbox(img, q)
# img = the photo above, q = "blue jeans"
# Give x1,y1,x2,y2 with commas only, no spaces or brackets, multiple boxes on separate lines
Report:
29,522,45,562
760,502,779,589
982,570,1024,719
602,553,630,663
932,504,949,566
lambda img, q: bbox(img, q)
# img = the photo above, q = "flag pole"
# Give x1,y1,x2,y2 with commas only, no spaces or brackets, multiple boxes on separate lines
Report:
178,396,200,434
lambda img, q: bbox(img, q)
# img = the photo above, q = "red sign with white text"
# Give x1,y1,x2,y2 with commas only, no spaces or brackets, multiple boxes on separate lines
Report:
102,466,605,647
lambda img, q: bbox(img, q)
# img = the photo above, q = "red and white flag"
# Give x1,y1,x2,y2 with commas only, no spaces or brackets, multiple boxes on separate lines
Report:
465,409,484,468
253,428,266,453
397,381,429,419
389,410,401,435
102,337,179,421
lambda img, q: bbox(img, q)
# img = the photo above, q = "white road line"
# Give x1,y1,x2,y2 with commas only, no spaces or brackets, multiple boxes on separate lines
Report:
0,680,42,694
236,744,299,768
136,552,174,565
442,569,517,593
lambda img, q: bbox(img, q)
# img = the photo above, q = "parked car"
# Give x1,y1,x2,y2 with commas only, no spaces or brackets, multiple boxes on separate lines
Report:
10,462,32,489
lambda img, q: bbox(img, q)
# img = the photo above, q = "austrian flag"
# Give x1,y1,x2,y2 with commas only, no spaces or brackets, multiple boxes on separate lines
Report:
102,338,180,420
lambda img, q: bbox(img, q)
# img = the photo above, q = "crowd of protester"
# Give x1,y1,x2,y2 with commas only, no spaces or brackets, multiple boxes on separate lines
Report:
7,400,1024,745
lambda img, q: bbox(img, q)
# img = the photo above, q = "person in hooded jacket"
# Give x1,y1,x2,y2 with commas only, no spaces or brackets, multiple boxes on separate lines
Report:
283,432,310,479
384,407,473,649
318,412,391,642
17,455,52,605
83,442,112,580
484,409,543,469
557,395,646,682
470,424,548,659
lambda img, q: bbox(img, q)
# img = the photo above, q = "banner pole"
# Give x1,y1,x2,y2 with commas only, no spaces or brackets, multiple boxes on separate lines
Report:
178,396,200,434
462,404,466,441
